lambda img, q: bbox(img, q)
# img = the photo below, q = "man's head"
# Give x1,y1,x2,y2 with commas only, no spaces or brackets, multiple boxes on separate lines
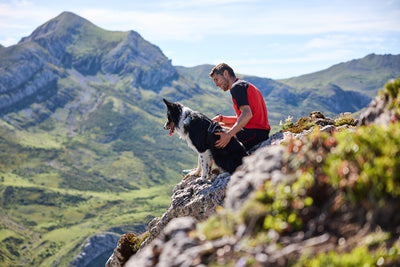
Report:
209,63,236,78
209,63,236,91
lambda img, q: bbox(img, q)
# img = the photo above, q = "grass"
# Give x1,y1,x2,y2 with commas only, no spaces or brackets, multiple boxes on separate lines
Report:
0,171,173,266
0,109,182,266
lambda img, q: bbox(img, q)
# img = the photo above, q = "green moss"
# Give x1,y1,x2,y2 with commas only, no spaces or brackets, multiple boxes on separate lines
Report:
198,208,237,240
326,122,400,204
295,242,400,267
117,232,150,265
282,116,314,133
384,78,400,99
334,113,357,127
383,78,400,119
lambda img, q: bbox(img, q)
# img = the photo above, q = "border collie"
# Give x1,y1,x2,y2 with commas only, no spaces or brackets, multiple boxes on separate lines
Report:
163,98,248,180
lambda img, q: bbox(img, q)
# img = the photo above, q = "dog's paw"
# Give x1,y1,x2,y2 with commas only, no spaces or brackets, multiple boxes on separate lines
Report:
199,173,212,182
183,169,201,179
198,176,207,183
189,170,201,176
183,174,193,180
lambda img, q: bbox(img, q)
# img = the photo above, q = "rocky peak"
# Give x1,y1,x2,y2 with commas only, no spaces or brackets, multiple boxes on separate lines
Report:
0,12,178,120
19,11,92,45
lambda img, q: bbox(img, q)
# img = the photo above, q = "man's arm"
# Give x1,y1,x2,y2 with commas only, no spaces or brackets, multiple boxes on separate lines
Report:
212,115,237,128
215,105,252,148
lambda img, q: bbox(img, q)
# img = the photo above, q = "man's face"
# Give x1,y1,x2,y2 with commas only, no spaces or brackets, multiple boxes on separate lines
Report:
212,72,230,91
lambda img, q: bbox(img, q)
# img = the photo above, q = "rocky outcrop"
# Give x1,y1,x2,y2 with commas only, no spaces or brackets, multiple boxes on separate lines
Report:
141,172,232,249
358,86,399,126
106,110,362,266
72,233,120,267
224,145,285,211
0,43,62,113
102,31,178,91
105,173,231,267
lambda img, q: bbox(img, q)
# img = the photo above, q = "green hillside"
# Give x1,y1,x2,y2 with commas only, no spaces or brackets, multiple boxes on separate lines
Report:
280,53,400,97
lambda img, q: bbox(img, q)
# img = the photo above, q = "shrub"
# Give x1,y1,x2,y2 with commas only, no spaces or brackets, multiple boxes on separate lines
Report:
334,113,357,127
384,78,400,99
296,241,400,267
326,122,400,205
198,207,237,240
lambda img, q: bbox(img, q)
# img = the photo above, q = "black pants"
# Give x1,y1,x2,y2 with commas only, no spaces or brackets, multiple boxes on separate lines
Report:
236,128,270,151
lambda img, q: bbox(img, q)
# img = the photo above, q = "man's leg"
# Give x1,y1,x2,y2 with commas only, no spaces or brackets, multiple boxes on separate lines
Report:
236,128,270,151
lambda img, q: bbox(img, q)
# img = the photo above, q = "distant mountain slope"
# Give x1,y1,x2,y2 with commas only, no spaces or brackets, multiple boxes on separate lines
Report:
280,53,400,97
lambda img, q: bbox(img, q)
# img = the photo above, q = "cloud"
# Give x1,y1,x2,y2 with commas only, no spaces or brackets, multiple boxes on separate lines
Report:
1,0,399,47
305,34,387,51
0,1,62,45
0,0,399,78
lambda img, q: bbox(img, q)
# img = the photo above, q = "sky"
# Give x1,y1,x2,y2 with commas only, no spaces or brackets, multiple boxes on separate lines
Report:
0,0,400,79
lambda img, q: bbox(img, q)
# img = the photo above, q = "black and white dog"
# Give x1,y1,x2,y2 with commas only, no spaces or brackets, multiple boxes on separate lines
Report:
163,98,248,180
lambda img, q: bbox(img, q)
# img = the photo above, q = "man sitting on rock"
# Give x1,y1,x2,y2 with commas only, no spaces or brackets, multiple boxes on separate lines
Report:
209,63,271,151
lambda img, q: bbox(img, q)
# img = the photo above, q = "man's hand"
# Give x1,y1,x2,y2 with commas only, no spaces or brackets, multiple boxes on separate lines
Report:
212,114,222,122
214,131,232,148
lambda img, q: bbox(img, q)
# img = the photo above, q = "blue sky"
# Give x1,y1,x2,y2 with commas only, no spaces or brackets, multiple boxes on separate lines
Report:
1,0,399,79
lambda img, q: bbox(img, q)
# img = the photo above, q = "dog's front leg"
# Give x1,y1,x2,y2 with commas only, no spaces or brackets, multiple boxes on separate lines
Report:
200,150,212,181
185,155,202,179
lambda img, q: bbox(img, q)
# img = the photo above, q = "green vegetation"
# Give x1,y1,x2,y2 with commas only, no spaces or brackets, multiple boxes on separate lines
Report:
114,232,150,266
281,111,358,133
280,54,400,97
0,73,199,265
296,243,400,267
326,122,400,205
192,79,400,266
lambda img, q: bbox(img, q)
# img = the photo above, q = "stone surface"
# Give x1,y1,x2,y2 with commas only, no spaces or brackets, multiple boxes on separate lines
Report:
139,172,231,249
72,232,120,267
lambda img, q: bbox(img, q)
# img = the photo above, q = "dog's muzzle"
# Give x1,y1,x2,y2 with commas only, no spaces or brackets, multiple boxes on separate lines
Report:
164,122,175,136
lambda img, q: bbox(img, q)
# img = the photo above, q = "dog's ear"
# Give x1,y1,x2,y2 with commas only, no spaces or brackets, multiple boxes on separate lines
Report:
163,98,171,106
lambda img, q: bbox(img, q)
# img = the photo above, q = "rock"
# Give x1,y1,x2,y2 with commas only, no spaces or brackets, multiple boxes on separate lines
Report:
358,92,396,126
139,172,231,249
224,145,285,212
71,232,120,267
125,217,200,267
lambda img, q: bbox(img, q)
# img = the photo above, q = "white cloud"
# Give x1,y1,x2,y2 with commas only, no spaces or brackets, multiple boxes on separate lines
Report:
1,0,400,46
305,34,387,51
0,0,399,78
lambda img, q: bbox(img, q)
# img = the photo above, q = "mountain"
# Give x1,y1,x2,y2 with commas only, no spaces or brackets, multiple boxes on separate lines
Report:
0,11,177,118
0,11,399,266
281,53,400,97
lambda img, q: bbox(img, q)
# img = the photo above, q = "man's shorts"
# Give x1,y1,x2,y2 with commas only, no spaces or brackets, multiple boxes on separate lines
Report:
236,128,270,151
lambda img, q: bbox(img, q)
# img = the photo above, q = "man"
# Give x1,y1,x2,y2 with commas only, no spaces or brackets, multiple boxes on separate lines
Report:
209,63,270,151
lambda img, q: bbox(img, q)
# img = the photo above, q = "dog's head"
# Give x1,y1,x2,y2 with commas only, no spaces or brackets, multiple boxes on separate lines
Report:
163,98,183,136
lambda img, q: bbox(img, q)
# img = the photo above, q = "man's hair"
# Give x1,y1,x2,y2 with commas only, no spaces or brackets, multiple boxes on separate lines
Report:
209,63,236,78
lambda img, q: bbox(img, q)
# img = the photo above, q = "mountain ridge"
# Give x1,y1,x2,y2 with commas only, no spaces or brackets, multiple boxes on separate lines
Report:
281,53,400,97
